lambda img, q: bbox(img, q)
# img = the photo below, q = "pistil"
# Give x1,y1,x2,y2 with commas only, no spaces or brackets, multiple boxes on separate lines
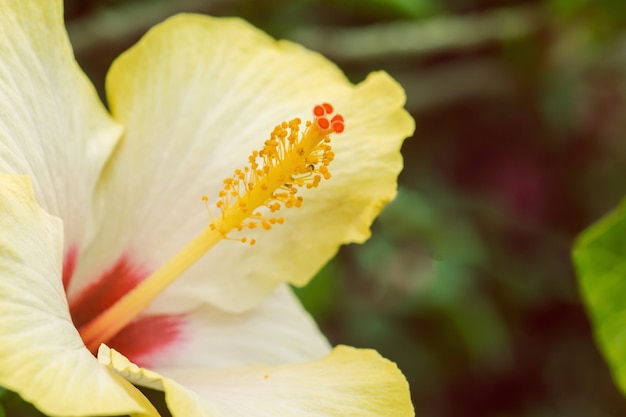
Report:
78,104,344,353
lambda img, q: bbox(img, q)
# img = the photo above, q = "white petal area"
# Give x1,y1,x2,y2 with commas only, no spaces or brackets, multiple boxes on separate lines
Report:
77,14,414,313
101,344,415,417
0,175,157,417
148,284,330,369
0,0,120,255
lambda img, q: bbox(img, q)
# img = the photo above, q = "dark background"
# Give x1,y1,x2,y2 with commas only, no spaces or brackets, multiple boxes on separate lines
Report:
64,0,626,415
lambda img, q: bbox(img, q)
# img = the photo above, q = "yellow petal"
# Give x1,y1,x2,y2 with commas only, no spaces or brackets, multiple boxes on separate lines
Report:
101,344,414,417
0,0,120,256
0,174,158,417
83,14,414,314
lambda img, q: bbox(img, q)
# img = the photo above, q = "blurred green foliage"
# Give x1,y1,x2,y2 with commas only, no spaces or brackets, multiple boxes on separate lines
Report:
549,0,626,38
0,390,45,417
332,0,442,18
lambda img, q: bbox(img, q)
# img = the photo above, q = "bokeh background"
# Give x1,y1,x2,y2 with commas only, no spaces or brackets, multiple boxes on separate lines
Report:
62,0,626,415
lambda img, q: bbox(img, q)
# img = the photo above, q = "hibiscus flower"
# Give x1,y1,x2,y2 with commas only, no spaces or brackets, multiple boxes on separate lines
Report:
0,0,415,416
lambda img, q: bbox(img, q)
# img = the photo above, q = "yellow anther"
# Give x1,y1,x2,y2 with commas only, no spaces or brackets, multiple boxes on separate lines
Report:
205,104,343,244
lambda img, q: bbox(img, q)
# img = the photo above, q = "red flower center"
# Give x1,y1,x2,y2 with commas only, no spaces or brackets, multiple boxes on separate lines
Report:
63,247,185,367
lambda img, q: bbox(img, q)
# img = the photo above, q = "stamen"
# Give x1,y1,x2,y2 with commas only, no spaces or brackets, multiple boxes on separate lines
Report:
78,104,344,353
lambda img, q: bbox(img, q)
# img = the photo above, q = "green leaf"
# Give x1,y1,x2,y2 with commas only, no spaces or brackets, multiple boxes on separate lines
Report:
573,198,626,396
